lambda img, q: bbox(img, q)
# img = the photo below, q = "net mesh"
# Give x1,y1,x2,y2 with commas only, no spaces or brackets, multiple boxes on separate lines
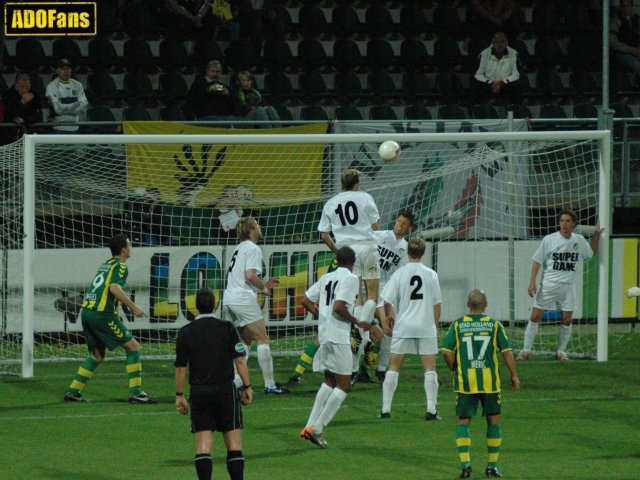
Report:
0,126,603,375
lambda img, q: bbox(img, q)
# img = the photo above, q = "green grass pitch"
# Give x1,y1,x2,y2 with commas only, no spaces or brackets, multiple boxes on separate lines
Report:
1,332,639,480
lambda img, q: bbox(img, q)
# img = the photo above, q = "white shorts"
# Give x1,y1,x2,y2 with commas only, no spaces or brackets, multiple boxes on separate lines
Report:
349,243,380,280
223,303,263,328
313,342,352,375
533,281,576,311
390,337,438,355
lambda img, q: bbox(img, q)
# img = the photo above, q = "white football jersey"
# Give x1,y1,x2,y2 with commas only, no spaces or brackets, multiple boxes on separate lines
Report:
533,232,593,284
223,240,263,305
317,190,380,245
305,267,359,345
374,230,408,284
381,262,441,338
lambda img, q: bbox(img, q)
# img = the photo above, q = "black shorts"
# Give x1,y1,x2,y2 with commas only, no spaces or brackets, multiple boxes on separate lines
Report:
189,382,243,434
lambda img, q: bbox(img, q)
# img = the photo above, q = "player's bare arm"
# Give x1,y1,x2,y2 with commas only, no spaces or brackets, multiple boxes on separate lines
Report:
434,303,442,328
528,262,541,297
109,284,146,317
175,366,189,414
246,268,279,296
334,299,367,330
590,222,604,255
501,350,520,391
301,296,319,318
320,231,339,255
442,349,456,371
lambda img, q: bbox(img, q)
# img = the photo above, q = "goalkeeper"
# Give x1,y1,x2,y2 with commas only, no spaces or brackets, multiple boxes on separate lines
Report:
517,210,603,361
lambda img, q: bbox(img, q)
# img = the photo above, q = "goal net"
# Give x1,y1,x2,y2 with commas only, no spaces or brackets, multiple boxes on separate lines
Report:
0,122,610,377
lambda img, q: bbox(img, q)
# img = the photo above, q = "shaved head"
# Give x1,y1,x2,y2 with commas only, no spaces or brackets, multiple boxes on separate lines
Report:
467,289,487,310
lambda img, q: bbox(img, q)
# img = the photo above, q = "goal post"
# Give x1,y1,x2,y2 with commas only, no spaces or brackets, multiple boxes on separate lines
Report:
4,128,611,378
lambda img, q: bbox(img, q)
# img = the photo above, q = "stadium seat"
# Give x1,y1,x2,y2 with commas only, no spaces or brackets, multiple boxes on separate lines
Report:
297,38,329,71
299,71,331,102
433,6,464,39
539,104,567,118
160,104,191,121
123,38,157,73
611,103,634,118
399,4,431,38
88,37,120,73
25,72,46,106
536,70,570,102
264,71,296,103
506,104,533,119
86,106,118,133
369,105,398,121
15,38,47,72
402,72,435,102
0,75,7,96
192,39,223,72
332,39,363,71
159,72,188,104
367,72,397,100
334,104,363,120
364,4,398,38
332,4,363,38
274,105,294,122
123,106,152,121
433,38,465,72
472,104,500,119
298,4,330,38
569,71,600,101
400,39,430,72
533,38,566,71
365,39,396,72
300,105,328,121
262,40,294,71
225,40,260,73
573,103,597,119
404,104,431,120
124,72,157,107
438,104,468,120
435,72,465,105
334,71,367,102
159,39,189,73
87,71,123,106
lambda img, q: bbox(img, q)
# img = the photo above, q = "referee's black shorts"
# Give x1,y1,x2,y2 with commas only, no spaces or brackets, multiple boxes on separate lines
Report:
189,382,243,433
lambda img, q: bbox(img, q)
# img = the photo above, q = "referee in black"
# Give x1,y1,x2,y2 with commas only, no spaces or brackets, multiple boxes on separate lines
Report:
175,287,253,480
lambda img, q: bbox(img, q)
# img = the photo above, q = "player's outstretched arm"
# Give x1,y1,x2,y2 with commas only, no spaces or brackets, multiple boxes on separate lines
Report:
590,222,604,255
502,350,520,392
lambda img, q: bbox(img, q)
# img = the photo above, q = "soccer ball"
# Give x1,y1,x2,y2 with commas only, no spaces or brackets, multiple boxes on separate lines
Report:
378,140,401,162
626,286,640,298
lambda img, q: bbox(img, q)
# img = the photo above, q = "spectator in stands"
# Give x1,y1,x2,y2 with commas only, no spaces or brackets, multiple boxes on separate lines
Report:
235,70,281,128
45,58,89,133
186,59,237,125
212,0,240,41
1,73,42,144
472,32,521,106
156,0,214,39
130,187,173,246
468,0,520,43
610,0,640,76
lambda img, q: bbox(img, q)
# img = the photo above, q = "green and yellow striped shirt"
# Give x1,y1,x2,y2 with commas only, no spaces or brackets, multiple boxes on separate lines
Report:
81,258,128,314
442,314,511,394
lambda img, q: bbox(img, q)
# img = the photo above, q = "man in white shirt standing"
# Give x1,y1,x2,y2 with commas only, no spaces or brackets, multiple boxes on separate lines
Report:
45,58,88,132
518,210,603,361
472,31,520,106
380,237,442,421
223,216,288,394
318,169,381,331
300,246,373,448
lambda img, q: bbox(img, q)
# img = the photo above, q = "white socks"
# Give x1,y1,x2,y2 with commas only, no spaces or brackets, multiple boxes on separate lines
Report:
424,371,438,414
381,370,399,414
557,324,572,353
377,335,391,372
257,344,275,388
522,321,539,352
306,382,333,428
313,388,348,434
359,299,377,324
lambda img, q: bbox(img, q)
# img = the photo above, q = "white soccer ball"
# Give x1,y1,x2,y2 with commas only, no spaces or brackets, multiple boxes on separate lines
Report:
626,286,640,298
378,140,401,162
